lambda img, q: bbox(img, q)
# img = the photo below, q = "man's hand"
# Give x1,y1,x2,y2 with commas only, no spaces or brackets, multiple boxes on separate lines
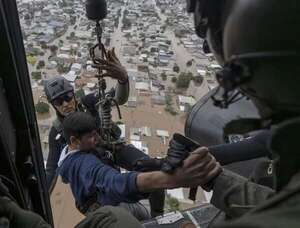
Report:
168,147,222,188
136,147,222,192
93,47,128,83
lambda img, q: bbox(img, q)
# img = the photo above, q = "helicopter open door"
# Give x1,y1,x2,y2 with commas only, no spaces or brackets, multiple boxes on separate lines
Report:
0,0,53,224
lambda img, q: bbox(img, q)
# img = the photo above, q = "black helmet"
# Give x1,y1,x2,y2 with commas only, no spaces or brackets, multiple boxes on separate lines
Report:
44,76,74,103
187,0,225,65
190,0,300,120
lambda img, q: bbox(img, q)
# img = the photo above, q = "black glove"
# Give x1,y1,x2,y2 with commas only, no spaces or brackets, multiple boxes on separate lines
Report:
81,93,98,113
110,122,122,140
161,133,200,173
161,138,190,173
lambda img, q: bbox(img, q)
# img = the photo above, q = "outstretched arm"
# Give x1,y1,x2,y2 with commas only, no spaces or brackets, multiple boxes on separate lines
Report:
210,168,274,218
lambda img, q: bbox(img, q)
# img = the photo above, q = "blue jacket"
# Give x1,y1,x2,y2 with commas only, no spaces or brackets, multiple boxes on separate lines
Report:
58,150,147,208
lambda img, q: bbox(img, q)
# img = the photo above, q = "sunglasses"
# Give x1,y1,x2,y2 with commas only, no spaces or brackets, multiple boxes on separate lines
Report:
52,92,74,106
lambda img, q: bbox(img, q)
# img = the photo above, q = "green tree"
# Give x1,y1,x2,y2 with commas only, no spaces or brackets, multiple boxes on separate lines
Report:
193,76,204,85
166,195,180,212
50,45,58,53
75,88,85,99
58,40,64,47
165,95,177,115
186,60,193,67
124,33,131,39
37,60,45,69
176,72,193,89
161,72,167,81
40,41,48,49
31,71,42,80
35,101,50,114
173,64,180,73
57,64,69,74
171,76,177,83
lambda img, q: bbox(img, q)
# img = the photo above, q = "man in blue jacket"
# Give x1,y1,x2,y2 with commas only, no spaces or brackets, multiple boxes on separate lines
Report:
57,112,221,220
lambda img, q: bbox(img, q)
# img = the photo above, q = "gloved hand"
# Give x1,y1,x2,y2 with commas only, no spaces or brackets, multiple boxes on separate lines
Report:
0,197,50,228
93,47,129,84
81,93,98,113
161,138,191,173
161,133,201,173
110,122,122,140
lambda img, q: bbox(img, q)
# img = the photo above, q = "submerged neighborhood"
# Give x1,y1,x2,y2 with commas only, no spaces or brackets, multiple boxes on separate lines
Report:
17,0,220,217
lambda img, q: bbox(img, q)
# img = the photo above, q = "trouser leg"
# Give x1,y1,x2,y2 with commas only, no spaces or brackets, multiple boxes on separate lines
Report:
115,144,149,170
149,189,165,217
119,202,151,221
115,145,165,217
75,206,143,228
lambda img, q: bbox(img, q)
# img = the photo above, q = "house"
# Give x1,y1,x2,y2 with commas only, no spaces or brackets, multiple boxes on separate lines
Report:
76,30,92,39
140,126,151,137
130,135,141,141
130,128,140,136
126,96,137,107
150,80,160,92
135,82,150,92
57,53,71,59
123,46,136,56
156,130,169,145
209,64,222,70
177,95,196,112
60,46,71,53
63,71,77,82
197,69,207,76
151,94,166,105
118,124,126,139
130,140,149,155
47,61,57,69
71,63,82,73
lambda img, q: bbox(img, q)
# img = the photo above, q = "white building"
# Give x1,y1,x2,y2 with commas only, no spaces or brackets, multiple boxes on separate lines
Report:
63,71,77,82
177,95,196,112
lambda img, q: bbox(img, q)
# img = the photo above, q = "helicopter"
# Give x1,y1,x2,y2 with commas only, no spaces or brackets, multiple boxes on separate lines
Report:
0,0,269,227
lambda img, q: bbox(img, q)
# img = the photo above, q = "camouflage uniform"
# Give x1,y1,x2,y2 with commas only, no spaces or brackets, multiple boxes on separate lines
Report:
212,118,300,228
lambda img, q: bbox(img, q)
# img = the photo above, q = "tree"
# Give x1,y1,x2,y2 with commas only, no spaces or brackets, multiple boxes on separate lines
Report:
70,16,76,25
176,72,193,89
166,40,171,45
166,195,180,212
171,76,177,83
35,101,50,114
193,76,204,85
173,64,180,73
27,55,37,66
31,71,42,80
161,72,167,81
37,60,45,69
57,64,69,74
40,41,48,49
124,33,131,39
24,14,31,20
75,88,85,99
58,40,64,47
165,95,177,115
50,45,58,53
186,60,193,67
